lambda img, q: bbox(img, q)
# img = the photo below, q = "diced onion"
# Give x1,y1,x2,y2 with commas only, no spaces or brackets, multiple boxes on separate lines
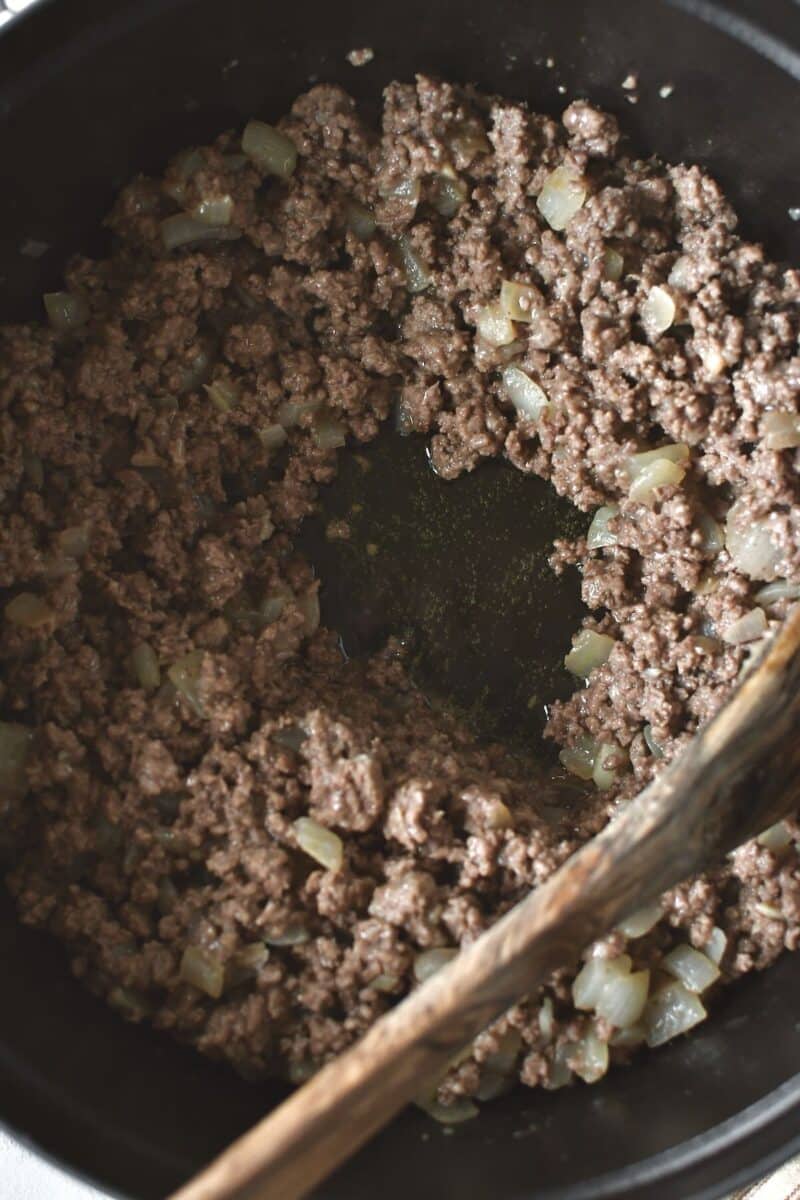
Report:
344,199,376,240
225,942,270,987
204,379,240,413
4,592,53,629
500,280,539,323
662,944,720,993
294,816,343,871
725,500,782,581
755,902,784,921
414,947,458,983
180,946,225,999
258,424,289,451
0,722,33,801
546,1043,574,1090
722,606,767,645
629,458,686,505
502,365,549,422
130,642,161,691
259,582,292,626
416,1097,479,1124
696,510,725,555
626,444,690,479
379,176,421,206
242,120,297,178
539,996,555,1039
167,650,205,715
57,525,90,558
160,214,241,250
564,628,615,677
593,742,623,791
757,821,794,851
587,505,619,550
296,588,320,635
312,412,347,450
475,1070,514,1101
476,302,517,347
641,286,676,336
617,901,662,939
44,291,89,331
644,981,707,1047
265,925,309,947
559,735,597,781
763,411,800,451
755,579,800,607
603,247,624,281
595,969,650,1028
278,398,322,427
643,724,665,759
573,954,632,1010
704,926,727,965
397,235,431,293
537,164,587,231
192,195,234,226
431,174,468,217
447,120,490,165
569,1030,609,1083
609,1023,646,1049
372,973,399,993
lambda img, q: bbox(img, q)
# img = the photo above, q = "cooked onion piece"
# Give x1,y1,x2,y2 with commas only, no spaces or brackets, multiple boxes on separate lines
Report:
617,901,662,939
414,947,458,983
499,280,540,322
242,120,297,178
587,504,620,550
722,606,767,645
644,981,707,1047
725,500,782,581
293,817,343,871
564,629,615,678
537,164,587,231
762,411,800,450
476,302,517,347
502,365,550,422
662,945,720,993
641,286,677,336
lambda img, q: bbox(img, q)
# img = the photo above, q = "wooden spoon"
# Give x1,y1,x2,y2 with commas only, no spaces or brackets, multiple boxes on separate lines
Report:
171,603,800,1200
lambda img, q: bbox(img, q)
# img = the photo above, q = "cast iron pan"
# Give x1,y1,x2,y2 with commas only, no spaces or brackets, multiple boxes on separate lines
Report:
1,1,799,1197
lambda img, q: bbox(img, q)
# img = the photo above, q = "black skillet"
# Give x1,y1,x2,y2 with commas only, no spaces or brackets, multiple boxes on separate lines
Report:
0,1,799,1197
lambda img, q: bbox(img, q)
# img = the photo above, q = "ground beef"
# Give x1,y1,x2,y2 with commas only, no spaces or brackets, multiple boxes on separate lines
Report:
1,76,799,1108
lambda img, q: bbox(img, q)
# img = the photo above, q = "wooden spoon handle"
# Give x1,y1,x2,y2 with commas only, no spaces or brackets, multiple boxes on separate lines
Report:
170,605,800,1200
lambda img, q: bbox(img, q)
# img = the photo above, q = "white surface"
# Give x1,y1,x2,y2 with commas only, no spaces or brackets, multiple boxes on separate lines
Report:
1,1131,109,1199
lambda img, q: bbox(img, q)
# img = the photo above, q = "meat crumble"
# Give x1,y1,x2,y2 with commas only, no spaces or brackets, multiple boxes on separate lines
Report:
1,76,799,1112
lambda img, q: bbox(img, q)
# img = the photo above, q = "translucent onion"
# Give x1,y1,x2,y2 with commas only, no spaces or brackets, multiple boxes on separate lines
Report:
539,996,555,1038
500,280,540,323
0,722,33,800
587,504,619,550
167,649,205,716
344,199,376,240
570,1030,609,1083
662,944,720,993
757,821,794,851
626,444,690,480
593,742,623,791
416,1097,479,1124
447,120,490,165
617,901,662,939
476,302,516,347
696,510,725,555
595,969,650,1028
205,379,240,413
414,947,458,983
264,925,309,947
242,120,297,178
546,1043,574,1090
755,579,800,607
258,423,289,451
537,164,587,231
704,926,728,965
225,942,270,987
180,946,225,999
603,247,624,281
372,973,400,993
296,588,321,635
641,286,676,336
192,194,234,226
725,501,782,581
312,412,347,450
762,411,800,451
502,365,549,422
564,628,615,678
643,724,665,759
57,525,90,558
609,1022,646,1048
397,235,432,293
130,642,161,691
475,1070,514,1101
431,173,468,217
4,592,53,629
573,954,632,1010
277,398,322,427
294,816,343,871
44,291,89,331
161,214,241,251
559,735,598,781
629,458,686,505
722,606,767,645
644,981,707,1047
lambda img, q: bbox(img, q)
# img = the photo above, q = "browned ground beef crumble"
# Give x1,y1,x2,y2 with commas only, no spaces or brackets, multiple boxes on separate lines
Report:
1,76,799,1107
